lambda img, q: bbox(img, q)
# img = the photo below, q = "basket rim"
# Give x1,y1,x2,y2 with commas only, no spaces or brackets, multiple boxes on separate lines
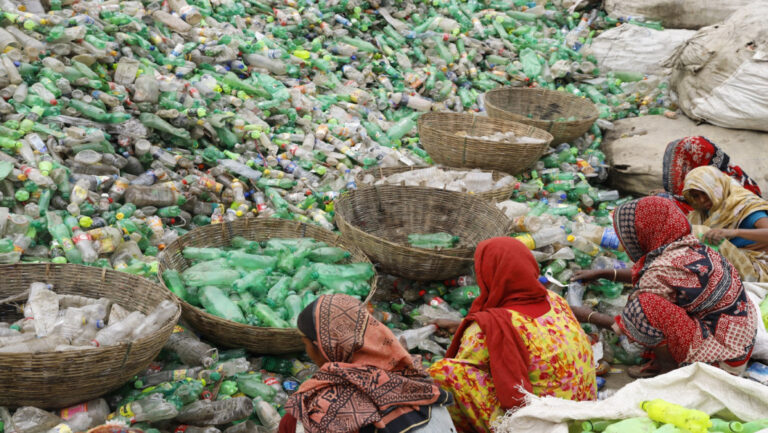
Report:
417,112,556,142
334,185,512,258
484,87,600,123
0,263,181,355
356,165,516,194
157,218,378,333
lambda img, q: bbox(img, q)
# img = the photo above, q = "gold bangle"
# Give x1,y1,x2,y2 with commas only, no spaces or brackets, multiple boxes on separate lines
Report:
612,269,617,282
587,311,596,324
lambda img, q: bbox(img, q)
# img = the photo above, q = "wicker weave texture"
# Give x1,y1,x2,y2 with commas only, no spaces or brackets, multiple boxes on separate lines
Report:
334,185,512,281
0,263,180,409
158,218,377,354
356,166,516,203
417,112,553,175
484,87,599,145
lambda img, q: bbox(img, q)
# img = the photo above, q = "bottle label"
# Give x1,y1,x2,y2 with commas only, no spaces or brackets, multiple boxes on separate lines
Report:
50,424,71,433
118,403,134,419
175,426,189,433
60,403,88,421
513,233,536,250
600,228,621,250
264,377,280,386
172,325,185,334
173,369,189,381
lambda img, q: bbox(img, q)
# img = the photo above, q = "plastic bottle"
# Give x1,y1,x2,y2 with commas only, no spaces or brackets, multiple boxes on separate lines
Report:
641,400,711,433
108,394,179,423
164,326,218,368
91,311,147,347
175,397,253,425
514,226,567,249
58,399,110,432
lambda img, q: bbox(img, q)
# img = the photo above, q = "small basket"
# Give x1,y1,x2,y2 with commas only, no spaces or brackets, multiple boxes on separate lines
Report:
334,185,512,281
484,87,599,145
0,263,180,409
158,218,377,354
356,166,517,203
417,112,553,175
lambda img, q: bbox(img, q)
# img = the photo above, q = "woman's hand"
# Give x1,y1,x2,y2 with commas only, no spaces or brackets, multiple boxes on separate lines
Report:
571,269,606,283
702,228,737,244
746,241,768,252
611,322,623,336
432,319,461,333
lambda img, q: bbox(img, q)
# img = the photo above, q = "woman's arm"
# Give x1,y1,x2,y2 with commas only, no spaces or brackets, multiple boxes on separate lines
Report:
703,218,768,244
572,268,632,284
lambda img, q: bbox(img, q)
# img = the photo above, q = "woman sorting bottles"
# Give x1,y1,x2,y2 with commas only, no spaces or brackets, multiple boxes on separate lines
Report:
429,237,597,433
572,197,757,379
280,294,456,433
656,136,762,214
681,165,768,282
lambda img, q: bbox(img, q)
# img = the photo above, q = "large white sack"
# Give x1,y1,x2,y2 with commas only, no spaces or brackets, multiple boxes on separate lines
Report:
602,116,768,197
494,363,768,433
604,0,764,30
587,25,694,75
666,3,768,131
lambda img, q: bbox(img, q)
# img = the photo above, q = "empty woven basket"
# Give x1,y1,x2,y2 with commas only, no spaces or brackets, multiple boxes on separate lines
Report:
158,217,377,354
484,87,599,145
0,263,180,409
356,166,517,203
417,112,553,175
334,185,512,281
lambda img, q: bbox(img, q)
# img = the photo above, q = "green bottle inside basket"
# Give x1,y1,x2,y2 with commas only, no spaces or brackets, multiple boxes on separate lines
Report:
199,285,246,324
408,232,460,249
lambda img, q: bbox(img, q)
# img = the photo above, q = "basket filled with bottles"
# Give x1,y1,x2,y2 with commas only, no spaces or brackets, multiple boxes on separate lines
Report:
157,217,377,354
417,112,553,176
334,185,512,281
0,263,180,409
356,165,519,203
484,87,599,145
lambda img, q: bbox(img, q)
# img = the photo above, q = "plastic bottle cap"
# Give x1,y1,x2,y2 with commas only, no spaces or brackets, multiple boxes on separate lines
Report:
538,276,549,285
567,235,575,242
79,216,93,228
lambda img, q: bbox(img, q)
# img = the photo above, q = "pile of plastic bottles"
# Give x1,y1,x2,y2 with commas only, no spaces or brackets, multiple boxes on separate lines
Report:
161,236,374,327
575,399,768,433
0,326,319,433
0,0,679,277
0,282,177,352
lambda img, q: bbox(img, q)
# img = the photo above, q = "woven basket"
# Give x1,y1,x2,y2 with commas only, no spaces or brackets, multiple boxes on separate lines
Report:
356,166,516,203
0,263,180,409
417,113,553,175
334,185,512,281
484,87,599,145
158,218,377,354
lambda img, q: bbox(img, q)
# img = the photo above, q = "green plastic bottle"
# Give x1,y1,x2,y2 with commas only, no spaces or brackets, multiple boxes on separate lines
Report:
307,247,351,264
603,417,657,433
253,303,290,328
199,286,246,324
408,232,460,249
710,418,744,433
162,269,189,301
235,373,276,401
233,270,271,296
184,269,241,288
226,250,278,271
182,247,224,261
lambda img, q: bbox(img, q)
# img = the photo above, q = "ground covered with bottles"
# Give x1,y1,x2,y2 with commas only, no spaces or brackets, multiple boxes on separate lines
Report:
0,0,712,426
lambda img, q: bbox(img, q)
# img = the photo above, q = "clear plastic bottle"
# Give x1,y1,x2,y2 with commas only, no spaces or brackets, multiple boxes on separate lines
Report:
175,397,254,425
131,300,178,340
91,310,146,347
27,282,58,338
164,325,218,368
252,398,281,432
58,399,110,432
109,394,179,423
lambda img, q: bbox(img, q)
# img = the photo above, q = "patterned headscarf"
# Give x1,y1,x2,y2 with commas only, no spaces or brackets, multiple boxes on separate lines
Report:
683,166,768,230
613,196,692,280
285,294,451,433
612,197,756,365
663,136,761,198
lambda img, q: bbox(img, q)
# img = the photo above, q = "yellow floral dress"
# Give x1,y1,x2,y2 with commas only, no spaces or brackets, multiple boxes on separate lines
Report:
428,291,597,433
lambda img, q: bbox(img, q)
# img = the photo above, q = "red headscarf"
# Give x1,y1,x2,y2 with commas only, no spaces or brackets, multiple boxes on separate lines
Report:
612,196,691,284
662,136,761,214
445,237,550,409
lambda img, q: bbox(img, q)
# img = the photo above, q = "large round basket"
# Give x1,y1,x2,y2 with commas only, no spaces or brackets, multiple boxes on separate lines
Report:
417,113,553,175
0,263,180,409
356,166,517,203
158,218,377,354
334,185,512,281
484,87,599,145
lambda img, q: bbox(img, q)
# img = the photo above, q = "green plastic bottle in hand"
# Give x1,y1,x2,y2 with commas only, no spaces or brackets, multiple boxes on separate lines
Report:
199,286,246,323
641,399,711,433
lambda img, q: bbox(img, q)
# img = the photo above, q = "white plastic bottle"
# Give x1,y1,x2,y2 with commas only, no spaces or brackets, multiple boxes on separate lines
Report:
91,311,146,347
